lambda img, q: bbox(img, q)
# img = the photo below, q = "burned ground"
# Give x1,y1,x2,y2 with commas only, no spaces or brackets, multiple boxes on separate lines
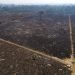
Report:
0,12,71,58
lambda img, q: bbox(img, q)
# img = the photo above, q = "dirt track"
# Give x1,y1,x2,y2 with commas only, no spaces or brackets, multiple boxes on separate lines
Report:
0,38,69,65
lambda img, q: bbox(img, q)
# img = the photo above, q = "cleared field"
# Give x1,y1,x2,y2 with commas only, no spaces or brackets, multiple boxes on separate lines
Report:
0,39,71,75
0,13,71,58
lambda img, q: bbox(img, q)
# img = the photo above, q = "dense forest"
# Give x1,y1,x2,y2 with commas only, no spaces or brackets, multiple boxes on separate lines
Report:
0,4,75,15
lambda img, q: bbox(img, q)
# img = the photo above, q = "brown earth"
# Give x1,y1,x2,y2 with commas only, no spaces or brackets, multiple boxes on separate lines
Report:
0,38,71,75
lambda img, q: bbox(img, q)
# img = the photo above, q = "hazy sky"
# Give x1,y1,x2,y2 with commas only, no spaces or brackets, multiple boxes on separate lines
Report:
0,0,75,5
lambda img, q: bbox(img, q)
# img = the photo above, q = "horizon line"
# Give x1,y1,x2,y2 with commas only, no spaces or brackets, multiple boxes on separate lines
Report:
0,3,75,6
